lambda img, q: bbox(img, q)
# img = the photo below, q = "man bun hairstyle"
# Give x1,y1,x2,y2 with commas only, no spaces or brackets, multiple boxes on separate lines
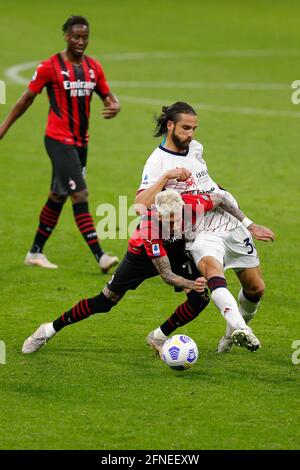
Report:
153,101,197,137
62,15,89,33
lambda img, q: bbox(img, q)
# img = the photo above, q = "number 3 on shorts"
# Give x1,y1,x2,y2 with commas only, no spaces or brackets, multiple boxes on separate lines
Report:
243,237,254,254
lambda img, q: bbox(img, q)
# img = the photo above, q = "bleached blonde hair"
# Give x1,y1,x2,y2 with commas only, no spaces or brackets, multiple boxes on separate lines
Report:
155,189,184,218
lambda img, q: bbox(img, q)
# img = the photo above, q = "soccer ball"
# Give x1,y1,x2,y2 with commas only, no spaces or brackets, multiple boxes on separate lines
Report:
161,335,198,371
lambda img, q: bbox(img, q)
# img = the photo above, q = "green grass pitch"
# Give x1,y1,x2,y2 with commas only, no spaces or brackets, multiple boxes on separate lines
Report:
0,0,299,450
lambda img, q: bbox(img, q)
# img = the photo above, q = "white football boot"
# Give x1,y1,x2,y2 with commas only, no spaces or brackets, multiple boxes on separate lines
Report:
22,323,55,354
99,253,119,273
231,327,261,352
147,330,167,358
25,252,58,269
216,335,233,353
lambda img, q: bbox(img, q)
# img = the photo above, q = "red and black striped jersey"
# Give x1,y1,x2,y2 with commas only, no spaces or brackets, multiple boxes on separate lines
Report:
128,193,214,258
29,53,110,147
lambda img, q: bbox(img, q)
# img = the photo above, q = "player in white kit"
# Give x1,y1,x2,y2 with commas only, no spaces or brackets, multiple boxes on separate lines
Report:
136,102,274,353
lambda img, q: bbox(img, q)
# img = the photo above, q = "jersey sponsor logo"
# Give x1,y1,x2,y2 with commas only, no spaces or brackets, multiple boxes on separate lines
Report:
152,243,161,257
184,176,196,188
197,187,216,194
63,79,96,97
195,170,208,179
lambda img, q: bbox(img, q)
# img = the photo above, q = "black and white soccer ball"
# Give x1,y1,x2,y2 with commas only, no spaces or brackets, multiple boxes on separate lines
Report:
161,335,198,371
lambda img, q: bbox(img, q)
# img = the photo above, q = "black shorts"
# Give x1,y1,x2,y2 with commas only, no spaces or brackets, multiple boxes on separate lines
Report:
107,249,200,296
44,135,88,196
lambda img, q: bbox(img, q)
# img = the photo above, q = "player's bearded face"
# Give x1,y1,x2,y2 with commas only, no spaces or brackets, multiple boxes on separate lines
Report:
171,126,190,150
170,116,197,150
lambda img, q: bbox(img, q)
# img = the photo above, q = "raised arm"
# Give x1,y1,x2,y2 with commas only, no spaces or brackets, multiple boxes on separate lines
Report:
0,89,37,139
151,255,206,292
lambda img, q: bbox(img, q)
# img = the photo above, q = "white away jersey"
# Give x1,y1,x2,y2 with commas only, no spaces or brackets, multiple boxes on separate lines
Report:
138,140,240,233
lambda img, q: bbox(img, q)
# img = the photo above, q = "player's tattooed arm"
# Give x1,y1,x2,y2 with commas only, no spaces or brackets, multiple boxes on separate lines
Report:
152,256,206,292
210,193,245,222
210,193,275,241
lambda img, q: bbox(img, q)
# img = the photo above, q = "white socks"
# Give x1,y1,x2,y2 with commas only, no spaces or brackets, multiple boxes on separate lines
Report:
238,289,260,323
45,322,57,339
211,287,247,332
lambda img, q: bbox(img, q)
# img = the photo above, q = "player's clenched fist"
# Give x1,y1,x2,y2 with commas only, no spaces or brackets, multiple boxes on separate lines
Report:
192,277,207,292
165,167,192,182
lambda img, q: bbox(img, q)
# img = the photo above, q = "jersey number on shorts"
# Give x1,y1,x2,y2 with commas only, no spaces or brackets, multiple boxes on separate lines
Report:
244,237,254,254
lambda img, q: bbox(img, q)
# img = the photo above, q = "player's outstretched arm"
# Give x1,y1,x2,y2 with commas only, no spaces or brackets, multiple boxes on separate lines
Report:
101,92,121,119
0,89,37,139
210,193,275,242
152,255,206,292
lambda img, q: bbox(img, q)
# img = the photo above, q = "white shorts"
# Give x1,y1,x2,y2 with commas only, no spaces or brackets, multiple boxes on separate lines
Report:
186,225,260,272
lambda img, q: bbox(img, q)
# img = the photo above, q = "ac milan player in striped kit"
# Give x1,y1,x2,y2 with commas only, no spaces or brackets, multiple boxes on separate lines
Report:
0,16,120,272
22,190,210,354
22,188,271,355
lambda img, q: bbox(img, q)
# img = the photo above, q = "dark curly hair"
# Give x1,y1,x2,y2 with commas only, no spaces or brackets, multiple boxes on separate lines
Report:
62,15,89,33
154,101,197,137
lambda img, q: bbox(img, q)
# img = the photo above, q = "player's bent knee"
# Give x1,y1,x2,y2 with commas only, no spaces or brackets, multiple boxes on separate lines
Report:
187,289,210,316
71,189,89,204
244,280,265,302
50,192,68,204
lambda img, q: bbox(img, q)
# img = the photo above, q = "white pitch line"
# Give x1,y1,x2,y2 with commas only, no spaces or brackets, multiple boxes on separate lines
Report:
5,48,300,86
118,95,300,119
4,52,299,119
4,62,289,91
102,49,300,61
5,61,38,85
110,81,288,90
